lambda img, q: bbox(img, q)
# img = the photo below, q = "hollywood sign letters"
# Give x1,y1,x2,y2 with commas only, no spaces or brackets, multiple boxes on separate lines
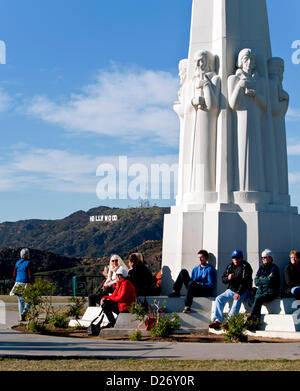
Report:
89,215,118,222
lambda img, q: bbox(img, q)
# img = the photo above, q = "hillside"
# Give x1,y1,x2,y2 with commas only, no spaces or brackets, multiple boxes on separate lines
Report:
0,206,169,258
0,240,162,295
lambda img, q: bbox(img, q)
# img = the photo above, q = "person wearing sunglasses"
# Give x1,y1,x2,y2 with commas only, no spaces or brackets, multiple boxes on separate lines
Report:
88,254,128,306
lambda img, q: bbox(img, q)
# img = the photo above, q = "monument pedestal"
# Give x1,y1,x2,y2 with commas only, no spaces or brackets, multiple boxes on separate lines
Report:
162,207,300,295
161,0,300,295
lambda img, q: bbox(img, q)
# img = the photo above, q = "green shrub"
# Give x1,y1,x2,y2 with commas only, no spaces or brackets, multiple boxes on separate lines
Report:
28,321,46,333
221,313,248,342
150,313,181,338
129,299,181,338
17,279,56,330
129,330,142,341
48,313,68,329
66,296,87,321
129,301,148,323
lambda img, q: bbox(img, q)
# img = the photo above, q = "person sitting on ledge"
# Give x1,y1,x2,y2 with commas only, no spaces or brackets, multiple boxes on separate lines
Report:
168,249,216,313
209,249,253,329
100,266,136,329
247,249,280,329
283,250,300,299
127,253,154,297
88,254,128,306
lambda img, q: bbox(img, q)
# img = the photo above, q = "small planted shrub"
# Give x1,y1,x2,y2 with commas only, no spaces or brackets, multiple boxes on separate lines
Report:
48,312,69,329
150,313,181,338
129,330,142,341
28,321,46,333
129,299,181,338
16,279,56,330
66,296,87,325
221,313,248,343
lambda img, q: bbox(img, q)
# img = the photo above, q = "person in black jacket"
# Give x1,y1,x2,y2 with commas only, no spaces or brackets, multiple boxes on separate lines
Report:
283,250,300,299
247,249,280,326
209,249,253,329
127,253,154,296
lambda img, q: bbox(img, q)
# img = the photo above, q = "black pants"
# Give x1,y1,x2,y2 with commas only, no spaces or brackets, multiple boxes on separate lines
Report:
250,294,277,319
173,269,213,307
88,286,114,306
102,300,119,324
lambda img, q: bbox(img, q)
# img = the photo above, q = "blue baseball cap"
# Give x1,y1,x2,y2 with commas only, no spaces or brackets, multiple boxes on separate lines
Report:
232,249,243,259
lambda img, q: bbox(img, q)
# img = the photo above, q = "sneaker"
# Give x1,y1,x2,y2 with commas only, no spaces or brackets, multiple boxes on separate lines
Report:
182,306,191,313
209,320,222,330
168,291,180,298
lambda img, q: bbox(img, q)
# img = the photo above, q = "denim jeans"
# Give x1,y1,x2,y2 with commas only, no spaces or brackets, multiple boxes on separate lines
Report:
17,294,30,318
291,286,300,299
212,288,250,322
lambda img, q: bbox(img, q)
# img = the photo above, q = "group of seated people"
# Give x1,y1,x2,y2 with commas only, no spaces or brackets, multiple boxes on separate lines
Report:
88,248,300,331
88,252,159,328
168,248,300,330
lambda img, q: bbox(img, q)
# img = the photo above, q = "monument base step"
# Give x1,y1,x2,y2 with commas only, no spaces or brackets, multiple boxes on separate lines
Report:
98,297,300,338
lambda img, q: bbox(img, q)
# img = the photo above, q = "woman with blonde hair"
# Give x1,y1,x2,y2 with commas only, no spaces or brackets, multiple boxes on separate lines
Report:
88,254,128,306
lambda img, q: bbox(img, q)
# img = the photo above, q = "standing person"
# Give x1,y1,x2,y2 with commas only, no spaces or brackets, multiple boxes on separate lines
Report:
100,267,136,328
127,253,153,296
168,250,216,313
209,249,253,329
10,248,34,321
247,249,280,327
283,250,300,299
88,254,127,306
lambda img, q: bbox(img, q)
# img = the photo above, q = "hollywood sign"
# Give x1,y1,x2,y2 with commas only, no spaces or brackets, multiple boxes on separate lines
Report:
89,215,118,222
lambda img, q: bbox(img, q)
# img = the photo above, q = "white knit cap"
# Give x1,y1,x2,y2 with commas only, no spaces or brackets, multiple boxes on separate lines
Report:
261,249,273,259
116,266,128,278
20,248,30,258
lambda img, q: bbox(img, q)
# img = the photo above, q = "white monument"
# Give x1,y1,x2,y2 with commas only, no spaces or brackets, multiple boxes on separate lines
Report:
162,0,300,294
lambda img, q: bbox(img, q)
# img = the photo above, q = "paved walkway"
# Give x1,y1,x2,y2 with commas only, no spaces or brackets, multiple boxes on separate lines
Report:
1,309,300,360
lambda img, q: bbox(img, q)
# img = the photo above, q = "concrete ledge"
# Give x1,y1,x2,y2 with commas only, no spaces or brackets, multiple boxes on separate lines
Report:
100,297,300,338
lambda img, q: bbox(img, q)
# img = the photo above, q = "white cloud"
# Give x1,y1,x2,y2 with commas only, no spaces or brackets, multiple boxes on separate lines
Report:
287,108,300,122
0,146,178,195
27,67,180,147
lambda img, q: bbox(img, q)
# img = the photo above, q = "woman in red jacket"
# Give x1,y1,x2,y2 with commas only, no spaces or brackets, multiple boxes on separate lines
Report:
101,266,136,328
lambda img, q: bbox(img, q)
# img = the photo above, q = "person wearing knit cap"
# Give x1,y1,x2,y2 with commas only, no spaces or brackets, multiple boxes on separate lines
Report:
247,249,280,330
209,249,253,329
100,266,136,328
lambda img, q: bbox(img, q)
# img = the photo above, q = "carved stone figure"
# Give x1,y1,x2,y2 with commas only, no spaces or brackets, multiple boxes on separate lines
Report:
268,57,289,198
173,59,188,119
228,48,267,193
189,50,221,195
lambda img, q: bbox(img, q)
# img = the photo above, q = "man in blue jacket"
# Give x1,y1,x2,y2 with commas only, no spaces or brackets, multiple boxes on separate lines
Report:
168,249,216,313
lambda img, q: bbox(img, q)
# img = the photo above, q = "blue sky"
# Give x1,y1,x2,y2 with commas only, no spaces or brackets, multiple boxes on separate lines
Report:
0,0,299,222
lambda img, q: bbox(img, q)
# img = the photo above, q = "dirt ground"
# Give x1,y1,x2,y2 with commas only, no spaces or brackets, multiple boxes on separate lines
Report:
11,324,300,343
